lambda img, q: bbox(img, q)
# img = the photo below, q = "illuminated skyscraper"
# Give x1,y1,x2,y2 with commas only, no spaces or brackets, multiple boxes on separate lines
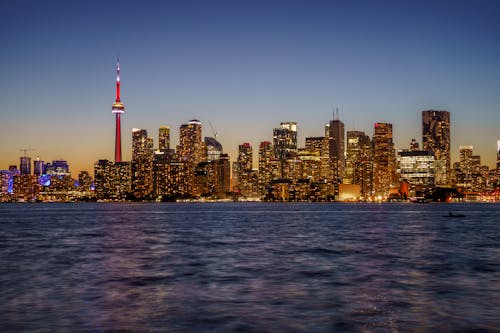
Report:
373,123,397,196
93,159,130,200
422,110,450,185
112,59,125,163
234,143,257,196
397,150,435,191
178,119,205,164
158,126,170,151
327,114,345,181
33,157,44,177
20,156,31,175
205,137,223,162
258,141,278,195
177,119,206,195
345,131,372,195
273,122,297,160
459,146,474,176
132,128,153,198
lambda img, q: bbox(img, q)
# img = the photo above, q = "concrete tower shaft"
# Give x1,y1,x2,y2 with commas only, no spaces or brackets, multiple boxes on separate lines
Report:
112,59,125,162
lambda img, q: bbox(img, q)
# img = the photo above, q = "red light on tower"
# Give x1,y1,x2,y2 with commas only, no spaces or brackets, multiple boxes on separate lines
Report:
112,59,125,162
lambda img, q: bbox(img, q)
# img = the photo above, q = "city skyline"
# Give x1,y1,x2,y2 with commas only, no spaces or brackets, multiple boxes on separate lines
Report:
1,1,500,173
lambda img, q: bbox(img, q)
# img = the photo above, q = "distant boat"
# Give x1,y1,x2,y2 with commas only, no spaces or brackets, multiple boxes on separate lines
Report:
444,212,465,218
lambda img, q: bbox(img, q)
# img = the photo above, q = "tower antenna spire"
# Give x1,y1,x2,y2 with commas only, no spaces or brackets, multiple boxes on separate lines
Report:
115,57,121,102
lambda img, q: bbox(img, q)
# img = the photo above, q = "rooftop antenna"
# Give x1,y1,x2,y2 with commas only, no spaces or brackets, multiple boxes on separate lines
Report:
336,107,339,121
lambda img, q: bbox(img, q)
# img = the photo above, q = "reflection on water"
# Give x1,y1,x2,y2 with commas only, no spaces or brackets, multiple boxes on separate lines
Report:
1,203,499,332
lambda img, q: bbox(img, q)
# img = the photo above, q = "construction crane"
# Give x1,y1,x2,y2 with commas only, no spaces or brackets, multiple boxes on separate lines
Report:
208,121,218,139
19,148,36,157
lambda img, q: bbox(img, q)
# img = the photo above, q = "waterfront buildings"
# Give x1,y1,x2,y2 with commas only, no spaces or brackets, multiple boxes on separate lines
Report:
422,110,450,185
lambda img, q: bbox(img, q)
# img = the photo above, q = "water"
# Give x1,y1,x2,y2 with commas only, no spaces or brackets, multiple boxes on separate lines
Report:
1,202,499,333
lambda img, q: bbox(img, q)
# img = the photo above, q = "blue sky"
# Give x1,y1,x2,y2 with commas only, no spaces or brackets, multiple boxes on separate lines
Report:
1,0,499,172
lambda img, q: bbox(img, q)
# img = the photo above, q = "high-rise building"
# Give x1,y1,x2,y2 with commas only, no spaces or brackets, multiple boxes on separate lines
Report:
94,159,131,200
33,157,44,176
205,137,223,162
215,154,231,196
152,150,190,200
345,131,372,195
422,110,450,185
235,143,257,196
132,128,153,198
178,119,205,164
459,146,474,177
20,156,31,175
78,171,92,192
397,150,435,192
373,123,397,196
273,122,297,161
327,115,345,181
177,119,206,195
158,126,170,151
111,59,125,163
302,137,324,181
258,141,279,195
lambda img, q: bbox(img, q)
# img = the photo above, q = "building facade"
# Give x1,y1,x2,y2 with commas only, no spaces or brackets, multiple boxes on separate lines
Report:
132,128,153,198
422,110,450,185
327,118,345,181
273,122,297,161
397,150,435,194
373,123,397,196
158,126,170,152
345,131,373,196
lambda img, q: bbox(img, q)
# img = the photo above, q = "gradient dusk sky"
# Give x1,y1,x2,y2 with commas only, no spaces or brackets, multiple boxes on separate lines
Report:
1,0,499,173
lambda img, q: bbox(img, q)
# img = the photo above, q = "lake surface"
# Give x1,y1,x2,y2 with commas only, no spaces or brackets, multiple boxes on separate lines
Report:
1,202,499,332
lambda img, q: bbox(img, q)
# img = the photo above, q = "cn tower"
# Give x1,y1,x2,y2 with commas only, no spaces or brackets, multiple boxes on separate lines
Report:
111,59,125,162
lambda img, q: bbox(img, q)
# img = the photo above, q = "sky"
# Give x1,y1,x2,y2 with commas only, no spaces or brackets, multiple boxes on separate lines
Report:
1,0,499,173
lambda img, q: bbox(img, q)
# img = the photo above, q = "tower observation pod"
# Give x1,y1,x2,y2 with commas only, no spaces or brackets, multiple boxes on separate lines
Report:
112,59,125,162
